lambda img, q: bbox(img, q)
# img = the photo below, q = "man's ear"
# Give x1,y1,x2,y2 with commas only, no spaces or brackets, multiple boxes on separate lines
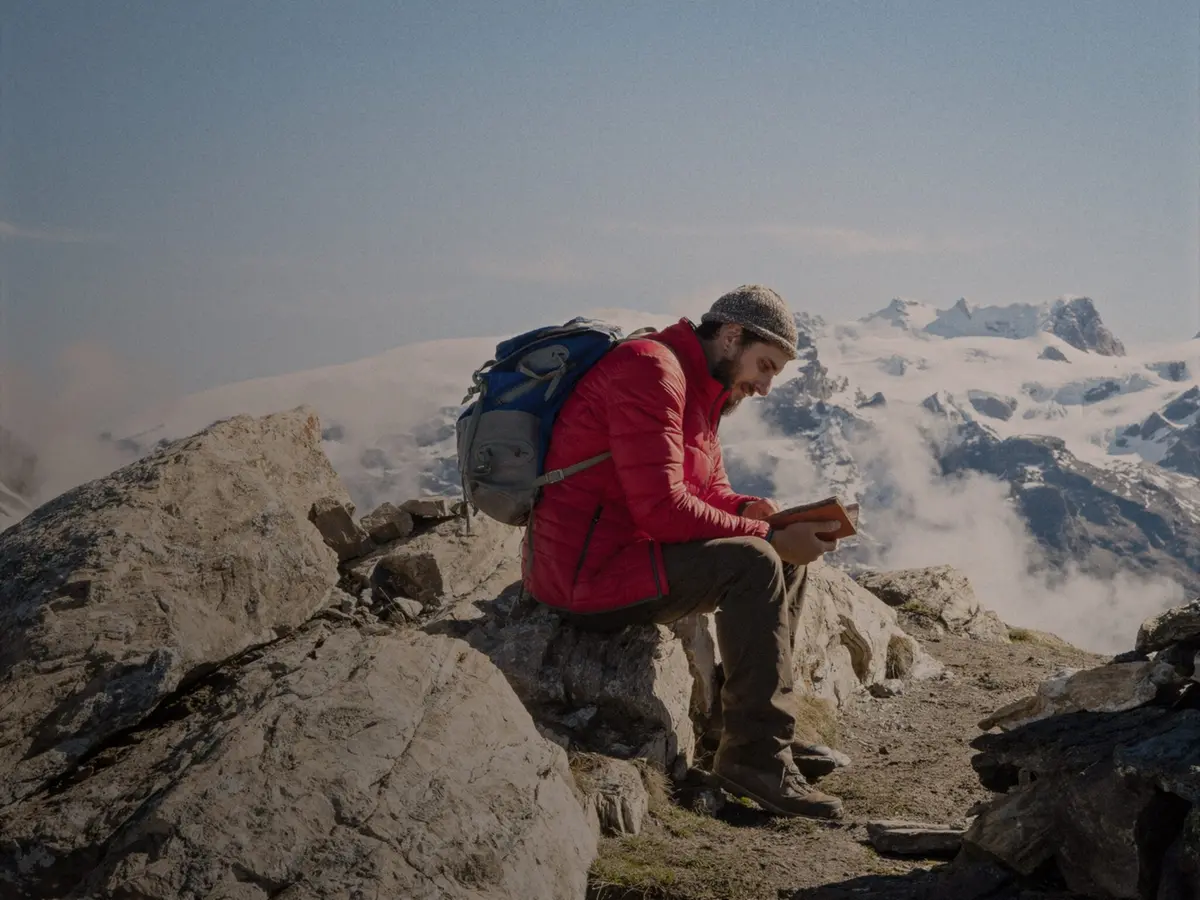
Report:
721,323,743,353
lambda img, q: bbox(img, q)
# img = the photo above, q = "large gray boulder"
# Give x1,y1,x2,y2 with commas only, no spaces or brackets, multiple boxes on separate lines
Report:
466,595,696,775
796,563,944,706
1137,597,1200,653
978,660,1179,731
349,513,523,612
0,624,596,899
856,565,1010,644
0,407,344,807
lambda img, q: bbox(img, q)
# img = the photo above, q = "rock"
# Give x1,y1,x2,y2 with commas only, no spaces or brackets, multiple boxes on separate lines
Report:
971,706,1173,792
978,660,1179,731
467,602,695,773
1156,640,1199,677
960,780,1057,876
795,562,944,706
571,754,650,836
1039,345,1070,362
669,611,722,734
1157,808,1200,900
1147,360,1191,382
856,565,1010,644
793,743,852,780
352,514,523,609
0,408,344,808
1052,758,1177,899
1137,598,1200,652
308,495,375,562
967,390,1019,422
401,495,459,519
0,626,597,899
1112,708,1200,803
866,820,964,858
1046,297,1125,357
869,678,905,698
1162,386,1200,423
360,501,415,544
375,594,423,623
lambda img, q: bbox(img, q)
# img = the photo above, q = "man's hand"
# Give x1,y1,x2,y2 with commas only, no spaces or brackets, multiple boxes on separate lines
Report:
769,520,839,565
742,498,780,521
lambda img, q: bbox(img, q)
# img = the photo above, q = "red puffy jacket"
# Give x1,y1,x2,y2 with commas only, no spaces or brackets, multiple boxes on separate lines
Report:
523,318,770,614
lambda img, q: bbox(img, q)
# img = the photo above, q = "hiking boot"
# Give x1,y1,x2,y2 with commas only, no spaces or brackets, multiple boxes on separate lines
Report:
791,742,852,781
711,756,845,819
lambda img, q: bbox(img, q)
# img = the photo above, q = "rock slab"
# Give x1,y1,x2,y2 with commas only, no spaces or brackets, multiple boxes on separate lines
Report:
866,821,964,858
0,407,344,808
0,626,597,900
856,565,1010,644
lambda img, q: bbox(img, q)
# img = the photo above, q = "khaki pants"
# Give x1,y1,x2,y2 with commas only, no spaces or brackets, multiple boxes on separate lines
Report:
560,536,806,766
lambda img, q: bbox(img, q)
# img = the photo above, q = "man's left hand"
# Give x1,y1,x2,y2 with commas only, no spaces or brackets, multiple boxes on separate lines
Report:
742,498,780,521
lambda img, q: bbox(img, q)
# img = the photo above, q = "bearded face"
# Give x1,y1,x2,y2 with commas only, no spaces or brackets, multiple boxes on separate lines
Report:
710,333,791,416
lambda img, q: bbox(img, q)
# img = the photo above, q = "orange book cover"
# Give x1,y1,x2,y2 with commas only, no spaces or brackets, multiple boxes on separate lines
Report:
765,496,859,540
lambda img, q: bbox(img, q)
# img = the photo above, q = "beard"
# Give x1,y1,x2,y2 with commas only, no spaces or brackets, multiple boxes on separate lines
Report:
712,355,743,417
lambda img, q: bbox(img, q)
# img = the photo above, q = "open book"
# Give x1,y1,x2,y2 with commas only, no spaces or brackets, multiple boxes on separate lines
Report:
765,496,859,540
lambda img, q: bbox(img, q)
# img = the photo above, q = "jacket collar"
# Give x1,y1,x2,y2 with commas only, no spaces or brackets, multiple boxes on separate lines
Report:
653,318,730,425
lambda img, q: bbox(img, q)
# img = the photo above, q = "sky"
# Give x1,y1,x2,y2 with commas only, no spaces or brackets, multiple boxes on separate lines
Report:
2,0,1198,397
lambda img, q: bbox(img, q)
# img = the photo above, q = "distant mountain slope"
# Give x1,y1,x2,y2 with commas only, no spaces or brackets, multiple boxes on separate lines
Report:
7,295,1188,642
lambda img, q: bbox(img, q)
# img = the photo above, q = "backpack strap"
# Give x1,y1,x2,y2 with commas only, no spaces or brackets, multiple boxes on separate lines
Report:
533,451,612,487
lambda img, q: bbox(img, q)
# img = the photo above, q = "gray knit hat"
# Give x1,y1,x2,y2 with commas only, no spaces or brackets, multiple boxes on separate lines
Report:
700,284,799,359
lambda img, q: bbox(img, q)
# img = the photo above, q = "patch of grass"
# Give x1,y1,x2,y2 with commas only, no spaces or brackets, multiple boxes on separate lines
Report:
589,841,678,899
1007,626,1072,648
791,693,840,748
591,828,775,900
899,599,939,619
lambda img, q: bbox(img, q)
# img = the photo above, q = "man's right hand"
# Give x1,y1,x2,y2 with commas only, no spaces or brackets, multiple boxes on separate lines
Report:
769,520,840,565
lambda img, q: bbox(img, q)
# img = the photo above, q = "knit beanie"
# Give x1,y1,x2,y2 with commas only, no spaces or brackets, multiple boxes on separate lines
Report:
700,285,799,359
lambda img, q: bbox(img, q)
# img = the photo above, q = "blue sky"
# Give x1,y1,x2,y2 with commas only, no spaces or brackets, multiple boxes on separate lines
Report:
2,1,1198,393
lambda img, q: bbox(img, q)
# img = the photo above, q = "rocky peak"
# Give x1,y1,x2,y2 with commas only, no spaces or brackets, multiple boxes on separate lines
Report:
1046,296,1125,356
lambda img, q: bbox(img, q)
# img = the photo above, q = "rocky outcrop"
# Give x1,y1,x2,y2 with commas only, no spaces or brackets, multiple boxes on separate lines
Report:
855,565,1011,644
0,407,345,808
465,593,697,775
0,624,595,900
571,754,652,837
1039,346,1070,362
960,598,1200,898
966,390,1018,422
794,563,944,706
940,432,1200,599
0,410,596,899
1046,297,1126,357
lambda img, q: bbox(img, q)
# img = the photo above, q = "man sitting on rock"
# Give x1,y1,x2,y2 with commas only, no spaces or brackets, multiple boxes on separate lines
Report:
522,285,847,820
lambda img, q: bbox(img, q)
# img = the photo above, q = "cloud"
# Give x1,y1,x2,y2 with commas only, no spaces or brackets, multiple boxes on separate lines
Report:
726,396,1184,654
0,220,107,244
608,220,1000,256
0,341,181,504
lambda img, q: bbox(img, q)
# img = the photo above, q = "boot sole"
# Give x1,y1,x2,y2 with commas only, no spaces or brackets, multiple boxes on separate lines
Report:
705,770,844,820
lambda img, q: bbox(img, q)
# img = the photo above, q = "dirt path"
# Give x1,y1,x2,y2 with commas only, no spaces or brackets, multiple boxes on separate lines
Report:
589,619,1104,900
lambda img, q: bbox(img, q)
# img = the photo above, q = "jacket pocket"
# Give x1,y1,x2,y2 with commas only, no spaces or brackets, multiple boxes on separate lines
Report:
572,504,603,584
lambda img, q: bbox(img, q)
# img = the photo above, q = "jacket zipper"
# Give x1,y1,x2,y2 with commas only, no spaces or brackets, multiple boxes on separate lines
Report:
572,504,603,584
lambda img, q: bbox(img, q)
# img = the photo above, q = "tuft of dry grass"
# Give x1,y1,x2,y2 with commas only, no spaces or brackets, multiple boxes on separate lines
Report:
790,692,840,748
1008,626,1074,648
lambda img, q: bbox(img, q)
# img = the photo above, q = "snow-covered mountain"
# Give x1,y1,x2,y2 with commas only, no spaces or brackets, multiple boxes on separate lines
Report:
8,295,1197,648
860,295,1125,356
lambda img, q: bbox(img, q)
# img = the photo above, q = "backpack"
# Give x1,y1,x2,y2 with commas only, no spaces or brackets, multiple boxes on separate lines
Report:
456,317,654,526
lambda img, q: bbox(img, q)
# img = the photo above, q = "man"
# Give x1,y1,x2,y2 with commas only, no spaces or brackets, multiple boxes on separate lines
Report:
522,284,846,819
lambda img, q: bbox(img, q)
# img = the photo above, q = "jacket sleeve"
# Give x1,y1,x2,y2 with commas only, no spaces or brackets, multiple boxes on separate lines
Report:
605,346,770,544
702,445,762,516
